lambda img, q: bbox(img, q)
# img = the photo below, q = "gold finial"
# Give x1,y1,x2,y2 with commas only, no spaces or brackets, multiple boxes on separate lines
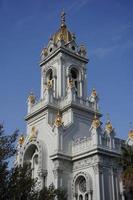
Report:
19,135,25,145
61,10,66,27
54,110,63,127
92,113,101,129
91,88,97,97
128,122,133,139
41,48,48,57
105,113,113,133
28,92,36,104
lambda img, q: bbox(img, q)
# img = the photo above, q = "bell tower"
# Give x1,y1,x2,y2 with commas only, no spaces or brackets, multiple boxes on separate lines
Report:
16,12,126,200
40,11,88,100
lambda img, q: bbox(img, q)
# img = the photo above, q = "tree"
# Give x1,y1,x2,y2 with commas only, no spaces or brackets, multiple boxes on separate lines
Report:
38,184,67,200
0,124,18,199
7,164,37,200
120,144,133,199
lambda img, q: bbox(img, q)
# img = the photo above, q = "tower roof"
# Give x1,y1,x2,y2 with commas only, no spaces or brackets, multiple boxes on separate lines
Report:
52,11,73,45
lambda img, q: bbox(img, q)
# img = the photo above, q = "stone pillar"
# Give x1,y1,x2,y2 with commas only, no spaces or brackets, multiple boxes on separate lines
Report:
88,190,93,200
93,164,104,200
111,168,116,200
53,168,63,188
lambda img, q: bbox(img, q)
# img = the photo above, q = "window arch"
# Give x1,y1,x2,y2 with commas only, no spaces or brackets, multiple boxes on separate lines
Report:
46,68,53,82
73,172,93,200
75,176,88,200
23,144,39,178
69,67,79,96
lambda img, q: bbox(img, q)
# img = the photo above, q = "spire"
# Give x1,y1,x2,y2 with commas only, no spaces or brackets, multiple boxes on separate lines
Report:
61,10,66,27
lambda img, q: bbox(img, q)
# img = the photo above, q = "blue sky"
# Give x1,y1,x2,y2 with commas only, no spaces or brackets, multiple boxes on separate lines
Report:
0,0,133,139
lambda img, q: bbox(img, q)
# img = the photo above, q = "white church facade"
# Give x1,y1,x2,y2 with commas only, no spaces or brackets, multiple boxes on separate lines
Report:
16,12,132,200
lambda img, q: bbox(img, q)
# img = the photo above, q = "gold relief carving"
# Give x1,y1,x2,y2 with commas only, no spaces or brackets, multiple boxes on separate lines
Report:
92,114,101,129
128,130,133,140
54,111,63,127
19,135,25,145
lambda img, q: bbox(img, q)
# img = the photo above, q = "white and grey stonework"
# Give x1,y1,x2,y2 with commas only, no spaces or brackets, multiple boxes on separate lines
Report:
16,12,133,200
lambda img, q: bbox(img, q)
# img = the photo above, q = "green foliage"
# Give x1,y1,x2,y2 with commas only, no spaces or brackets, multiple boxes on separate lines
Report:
7,164,38,200
120,144,133,198
38,184,67,200
0,124,18,199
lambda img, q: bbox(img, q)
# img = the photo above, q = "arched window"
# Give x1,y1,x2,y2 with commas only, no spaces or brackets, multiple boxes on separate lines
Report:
24,144,39,179
70,68,79,96
45,68,53,89
75,176,89,200
46,69,53,82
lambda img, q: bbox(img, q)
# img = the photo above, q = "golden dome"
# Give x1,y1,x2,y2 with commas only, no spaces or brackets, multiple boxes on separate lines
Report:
52,11,73,44
53,25,73,44
92,114,101,129
128,130,133,139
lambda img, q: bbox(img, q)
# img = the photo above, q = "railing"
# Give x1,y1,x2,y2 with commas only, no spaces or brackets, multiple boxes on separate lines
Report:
29,95,98,115
72,136,123,156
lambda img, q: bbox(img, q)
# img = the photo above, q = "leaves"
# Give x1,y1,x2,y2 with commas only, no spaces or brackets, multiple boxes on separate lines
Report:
120,144,133,196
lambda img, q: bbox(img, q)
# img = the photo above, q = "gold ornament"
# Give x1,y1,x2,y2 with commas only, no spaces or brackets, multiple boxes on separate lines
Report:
28,92,35,104
41,48,48,57
47,80,53,89
30,126,37,141
19,135,25,145
54,111,63,127
105,121,113,133
91,88,97,97
128,130,133,139
69,79,74,88
92,114,101,129
52,12,73,45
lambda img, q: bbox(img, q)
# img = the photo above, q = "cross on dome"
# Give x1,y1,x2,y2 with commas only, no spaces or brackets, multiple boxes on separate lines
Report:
61,10,66,27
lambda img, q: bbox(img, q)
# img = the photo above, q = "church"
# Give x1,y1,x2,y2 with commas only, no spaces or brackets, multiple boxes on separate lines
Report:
16,12,132,200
